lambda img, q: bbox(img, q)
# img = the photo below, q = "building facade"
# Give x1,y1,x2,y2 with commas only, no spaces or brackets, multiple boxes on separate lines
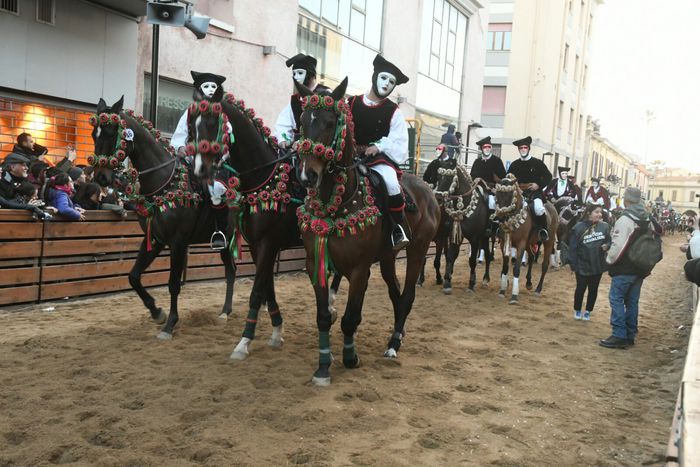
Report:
0,0,144,165
479,0,602,179
649,169,700,212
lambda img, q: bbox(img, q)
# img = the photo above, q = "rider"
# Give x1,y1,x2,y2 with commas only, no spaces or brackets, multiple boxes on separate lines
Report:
544,166,579,201
170,71,230,250
471,136,506,262
584,177,611,209
274,54,329,148
348,54,410,250
422,144,453,187
506,136,553,241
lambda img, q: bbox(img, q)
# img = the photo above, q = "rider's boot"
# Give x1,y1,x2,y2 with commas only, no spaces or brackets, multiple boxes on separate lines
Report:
388,194,409,251
210,205,228,250
534,213,549,242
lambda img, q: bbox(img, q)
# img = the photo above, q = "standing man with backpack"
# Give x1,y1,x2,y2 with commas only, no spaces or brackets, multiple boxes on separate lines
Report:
599,187,663,349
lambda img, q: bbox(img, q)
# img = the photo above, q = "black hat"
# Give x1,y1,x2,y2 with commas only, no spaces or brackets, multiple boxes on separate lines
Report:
190,71,226,89
285,53,318,74
591,176,600,182
2,153,30,166
557,166,570,173
372,54,409,85
68,167,84,182
512,136,532,147
476,136,492,147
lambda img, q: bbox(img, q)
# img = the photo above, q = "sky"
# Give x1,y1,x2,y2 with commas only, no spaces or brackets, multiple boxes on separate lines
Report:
587,0,700,172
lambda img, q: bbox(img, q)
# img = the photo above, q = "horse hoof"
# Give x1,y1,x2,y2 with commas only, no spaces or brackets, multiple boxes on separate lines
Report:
442,288,452,295
535,291,542,296
481,282,489,289
384,348,398,358
153,309,166,325
156,331,172,340
218,312,228,321
466,288,475,294
436,278,443,285
417,282,423,288
268,337,284,348
343,356,361,369
526,284,533,291
311,376,331,387
229,350,249,361
498,292,505,298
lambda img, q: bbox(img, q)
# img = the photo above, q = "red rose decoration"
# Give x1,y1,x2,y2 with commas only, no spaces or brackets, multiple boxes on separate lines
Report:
166,192,176,202
333,195,343,206
365,196,375,205
309,95,320,106
198,140,211,154
347,216,357,226
313,144,325,157
180,181,188,190
263,127,271,137
228,177,239,189
282,193,291,204
335,184,346,195
254,117,264,127
87,155,95,165
311,219,330,236
155,197,164,206
247,194,257,205
272,191,282,201
259,191,270,201
98,157,108,167
226,93,236,103
280,173,289,183
109,158,119,168
189,103,197,114
99,113,109,124
129,168,138,178
302,96,310,108
185,192,193,200
110,114,119,124
198,101,209,113
276,182,287,192
237,99,245,108
211,142,222,154
212,103,222,114
357,211,366,222
300,140,312,152
186,144,196,156
176,190,184,199
88,115,98,127
116,150,126,161
310,200,321,211
335,219,347,230
327,205,337,214
222,133,230,145
323,96,334,107
125,185,133,195
120,140,127,150
155,131,161,139
325,148,335,161
302,213,311,224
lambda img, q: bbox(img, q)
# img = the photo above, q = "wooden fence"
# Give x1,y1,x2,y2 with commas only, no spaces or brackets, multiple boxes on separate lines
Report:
0,209,306,307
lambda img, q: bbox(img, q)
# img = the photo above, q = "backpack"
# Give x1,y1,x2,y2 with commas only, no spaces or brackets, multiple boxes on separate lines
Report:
625,217,663,275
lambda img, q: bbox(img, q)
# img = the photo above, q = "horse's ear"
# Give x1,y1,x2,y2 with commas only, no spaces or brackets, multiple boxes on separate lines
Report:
97,98,107,113
294,79,313,97
193,88,205,101
330,77,348,102
112,95,124,114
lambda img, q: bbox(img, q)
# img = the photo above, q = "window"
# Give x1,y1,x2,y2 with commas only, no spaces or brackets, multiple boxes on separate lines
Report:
420,0,468,90
36,0,54,25
299,0,383,50
568,0,573,14
690,191,696,202
563,44,569,71
557,100,564,128
578,115,584,138
575,160,579,178
0,0,18,14
481,86,507,115
580,1,586,28
143,75,192,134
574,55,580,80
588,14,593,37
569,108,574,134
487,23,512,51
659,190,664,199
583,65,588,88
672,190,678,202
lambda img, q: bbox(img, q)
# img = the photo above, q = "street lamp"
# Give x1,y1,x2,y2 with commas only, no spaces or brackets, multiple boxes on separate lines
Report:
464,122,482,165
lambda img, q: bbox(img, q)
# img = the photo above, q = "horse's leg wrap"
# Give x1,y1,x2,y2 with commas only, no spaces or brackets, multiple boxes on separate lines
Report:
343,334,359,368
242,308,259,340
387,331,403,354
268,307,283,327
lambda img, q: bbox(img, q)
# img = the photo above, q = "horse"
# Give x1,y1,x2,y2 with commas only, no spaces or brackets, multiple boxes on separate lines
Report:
292,78,440,386
434,162,492,294
187,90,324,360
493,174,558,303
90,96,236,340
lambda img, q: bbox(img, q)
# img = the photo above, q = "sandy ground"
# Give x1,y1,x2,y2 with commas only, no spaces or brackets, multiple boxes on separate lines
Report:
0,241,694,466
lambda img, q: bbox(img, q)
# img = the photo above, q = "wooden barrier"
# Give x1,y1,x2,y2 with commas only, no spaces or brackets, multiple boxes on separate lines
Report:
0,209,304,306
667,286,700,465
1,209,436,307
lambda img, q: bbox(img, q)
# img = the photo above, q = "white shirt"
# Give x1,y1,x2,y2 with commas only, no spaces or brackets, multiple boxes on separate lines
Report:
585,187,607,207
274,102,296,144
362,94,409,165
689,230,700,259
171,111,189,152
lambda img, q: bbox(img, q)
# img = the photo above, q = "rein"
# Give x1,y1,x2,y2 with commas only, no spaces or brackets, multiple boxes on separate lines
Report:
492,174,529,233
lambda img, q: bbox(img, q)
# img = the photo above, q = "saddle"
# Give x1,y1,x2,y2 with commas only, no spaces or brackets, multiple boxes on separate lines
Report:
361,163,418,213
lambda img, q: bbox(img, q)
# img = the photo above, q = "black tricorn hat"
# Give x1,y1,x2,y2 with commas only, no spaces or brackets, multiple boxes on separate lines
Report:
285,53,317,74
190,71,226,88
512,136,532,147
557,166,571,173
591,176,601,182
476,136,492,147
372,54,409,85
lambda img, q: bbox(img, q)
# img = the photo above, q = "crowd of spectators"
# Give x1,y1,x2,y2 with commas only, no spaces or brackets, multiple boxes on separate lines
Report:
0,132,127,221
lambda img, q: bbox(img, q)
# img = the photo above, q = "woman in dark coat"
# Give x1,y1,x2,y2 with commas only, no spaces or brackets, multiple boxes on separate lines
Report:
567,204,612,321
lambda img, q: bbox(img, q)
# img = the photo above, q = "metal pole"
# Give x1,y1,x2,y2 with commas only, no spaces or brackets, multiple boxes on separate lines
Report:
150,24,160,127
465,125,471,166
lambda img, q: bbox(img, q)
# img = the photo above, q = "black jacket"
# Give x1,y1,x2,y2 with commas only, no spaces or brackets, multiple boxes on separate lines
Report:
470,155,506,185
567,221,611,276
507,156,552,197
0,171,45,216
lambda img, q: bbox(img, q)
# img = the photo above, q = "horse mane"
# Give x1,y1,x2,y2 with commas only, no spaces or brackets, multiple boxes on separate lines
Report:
221,92,279,152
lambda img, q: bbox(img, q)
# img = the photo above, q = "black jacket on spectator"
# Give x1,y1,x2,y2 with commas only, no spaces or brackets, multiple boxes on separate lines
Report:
507,156,552,198
6,144,73,173
567,221,611,276
440,125,459,158
0,170,45,216
470,155,506,186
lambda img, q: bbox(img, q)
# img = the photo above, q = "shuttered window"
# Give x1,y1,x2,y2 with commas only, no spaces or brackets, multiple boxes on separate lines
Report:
36,0,55,25
0,0,19,15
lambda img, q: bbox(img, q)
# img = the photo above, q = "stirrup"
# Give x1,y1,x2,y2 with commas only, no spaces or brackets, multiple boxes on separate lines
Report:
210,230,227,250
392,225,409,251
538,229,549,241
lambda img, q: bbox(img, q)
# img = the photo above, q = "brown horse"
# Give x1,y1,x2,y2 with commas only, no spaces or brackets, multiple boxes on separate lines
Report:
493,174,558,303
295,78,440,386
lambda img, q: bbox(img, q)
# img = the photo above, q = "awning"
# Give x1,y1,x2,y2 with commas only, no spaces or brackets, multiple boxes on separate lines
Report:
85,0,147,18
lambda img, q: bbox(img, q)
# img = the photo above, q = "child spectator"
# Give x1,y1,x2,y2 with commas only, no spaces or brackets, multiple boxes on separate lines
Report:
28,160,49,192
567,204,611,321
47,172,85,221
75,182,127,218
15,181,57,219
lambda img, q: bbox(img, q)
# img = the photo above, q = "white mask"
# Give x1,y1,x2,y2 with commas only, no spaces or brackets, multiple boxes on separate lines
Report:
200,81,218,98
592,181,599,188
375,72,397,97
293,69,307,85
482,149,492,157
519,149,529,157
436,149,445,159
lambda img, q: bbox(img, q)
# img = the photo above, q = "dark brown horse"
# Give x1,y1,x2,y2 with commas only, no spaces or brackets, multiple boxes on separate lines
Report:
493,174,558,303
91,97,236,339
293,78,440,386
435,162,492,293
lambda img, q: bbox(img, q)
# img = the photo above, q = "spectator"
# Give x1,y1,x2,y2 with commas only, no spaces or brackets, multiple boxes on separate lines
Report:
27,160,49,192
5,132,77,172
14,181,57,218
47,172,85,221
82,166,94,184
68,167,86,201
681,228,700,259
599,187,662,349
0,153,52,219
75,182,127,218
440,124,459,159
454,131,462,159
567,204,611,321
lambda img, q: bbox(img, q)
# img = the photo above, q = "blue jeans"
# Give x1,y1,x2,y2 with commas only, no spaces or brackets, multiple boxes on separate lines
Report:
608,275,644,339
